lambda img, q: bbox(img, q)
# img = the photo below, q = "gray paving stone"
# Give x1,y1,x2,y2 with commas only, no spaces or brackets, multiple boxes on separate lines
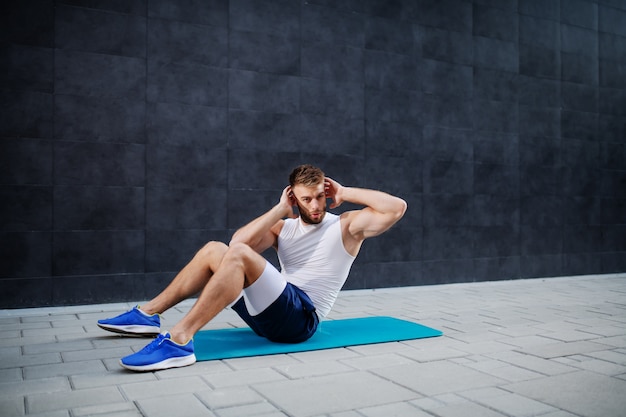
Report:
288,347,360,362
0,352,62,369
70,371,156,390
195,387,266,409
26,386,125,414
0,335,57,349
51,319,91,329
457,386,516,402
0,346,21,361
22,327,86,338
152,359,231,379
535,320,590,332
241,413,287,417
0,396,24,417
409,395,451,411
22,314,78,323
579,325,626,338
541,329,604,343
464,358,545,382
474,392,558,416
0,321,53,331
448,339,516,355
321,411,363,417
485,350,577,376
254,372,419,417
338,353,414,371
273,359,355,378
372,361,506,396
120,376,211,400
24,411,70,417
535,411,580,417
356,401,432,417
506,370,626,417
412,392,508,416
0,274,624,417
102,357,127,372
500,335,563,349
61,346,132,362
222,352,300,370
22,340,95,355
203,368,287,389
91,336,149,351
56,331,101,342
214,401,280,417
0,376,70,398
72,401,142,417
600,334,626,348
24,360,106,380
586,349,626,365
490,325,546,338
417,400,510,417
343,340,419,357
0,367,22,383
0,330,21,339
556,355,626,376
517,340,612,359
136,393,216,417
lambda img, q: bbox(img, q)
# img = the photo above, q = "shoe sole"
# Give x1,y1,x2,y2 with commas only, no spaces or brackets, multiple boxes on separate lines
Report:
120,354,197,372
97,323,160,337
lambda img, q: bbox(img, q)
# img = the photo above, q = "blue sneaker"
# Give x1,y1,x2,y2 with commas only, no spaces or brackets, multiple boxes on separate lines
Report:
120,332,196,371
97,306,160,336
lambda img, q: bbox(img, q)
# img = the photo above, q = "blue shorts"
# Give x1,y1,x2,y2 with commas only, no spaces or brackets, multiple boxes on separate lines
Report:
231,283,319,343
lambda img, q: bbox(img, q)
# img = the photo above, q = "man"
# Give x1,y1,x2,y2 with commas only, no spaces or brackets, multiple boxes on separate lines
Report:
98,164,407,371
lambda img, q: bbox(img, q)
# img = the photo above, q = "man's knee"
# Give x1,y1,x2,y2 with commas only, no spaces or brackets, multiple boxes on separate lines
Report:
196,241,228,262
224,242,255,261
224,242,266,277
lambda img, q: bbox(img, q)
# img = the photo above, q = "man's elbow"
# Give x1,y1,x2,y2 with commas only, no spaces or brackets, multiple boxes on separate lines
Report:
394,198,408,221
229,230,247,247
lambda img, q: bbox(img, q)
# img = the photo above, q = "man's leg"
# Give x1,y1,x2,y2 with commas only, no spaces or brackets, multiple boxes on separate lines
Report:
118,242,272,371
167,242,268,344
98,241,229,336
140,241,229,315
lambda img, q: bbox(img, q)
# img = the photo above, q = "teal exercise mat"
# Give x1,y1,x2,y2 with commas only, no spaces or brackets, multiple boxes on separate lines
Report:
194,316,442,361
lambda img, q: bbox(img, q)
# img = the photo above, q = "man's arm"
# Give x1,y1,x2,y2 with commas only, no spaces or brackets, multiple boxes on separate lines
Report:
230,186,296,253
325,177,407,242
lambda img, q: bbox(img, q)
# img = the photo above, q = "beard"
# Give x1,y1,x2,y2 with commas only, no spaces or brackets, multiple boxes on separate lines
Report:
296,202,326,225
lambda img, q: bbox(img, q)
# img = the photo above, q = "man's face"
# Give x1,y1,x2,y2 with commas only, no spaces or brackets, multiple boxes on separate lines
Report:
291,183,327,224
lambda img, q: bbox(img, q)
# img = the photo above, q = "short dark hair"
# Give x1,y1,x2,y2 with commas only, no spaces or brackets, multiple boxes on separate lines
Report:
289,164,325,187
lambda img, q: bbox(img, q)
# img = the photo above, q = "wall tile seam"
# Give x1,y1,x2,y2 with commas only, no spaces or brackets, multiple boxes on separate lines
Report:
51,135,148,146
57,3,148,18
472,33,518,46
517,8,561,22
597,57,626,68
411,21,472,36
227,65,301,80
560,19,601,33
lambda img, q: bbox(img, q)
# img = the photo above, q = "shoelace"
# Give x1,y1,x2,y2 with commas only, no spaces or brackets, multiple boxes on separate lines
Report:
138,333,167,354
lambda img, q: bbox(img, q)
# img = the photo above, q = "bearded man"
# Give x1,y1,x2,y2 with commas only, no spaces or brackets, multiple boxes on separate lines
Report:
98,164,407,371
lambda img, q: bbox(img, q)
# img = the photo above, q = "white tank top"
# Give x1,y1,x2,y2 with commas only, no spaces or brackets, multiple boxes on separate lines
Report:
278,213,356,318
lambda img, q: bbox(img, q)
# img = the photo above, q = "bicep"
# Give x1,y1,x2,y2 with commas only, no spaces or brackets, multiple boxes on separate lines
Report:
347,208,401,240
260,220,284,252
249,231,276,253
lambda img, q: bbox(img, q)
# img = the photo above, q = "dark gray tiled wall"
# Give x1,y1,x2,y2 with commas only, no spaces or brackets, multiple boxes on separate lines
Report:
1,0,625,308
